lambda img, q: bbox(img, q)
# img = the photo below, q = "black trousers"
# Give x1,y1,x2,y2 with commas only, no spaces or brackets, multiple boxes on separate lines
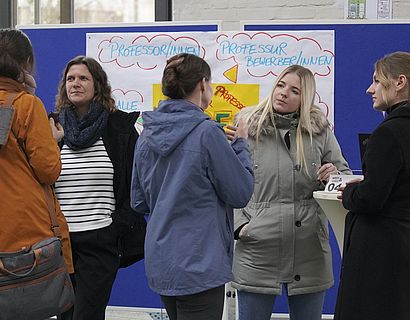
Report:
161,285,225,320
58,223,120,320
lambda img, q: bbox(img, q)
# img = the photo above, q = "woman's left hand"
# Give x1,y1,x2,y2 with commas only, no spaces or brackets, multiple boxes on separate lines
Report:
317,163,338,182
225,119,249,141
49,118,64,142
225,124,237,141
337,178,362,201
337,184,346,201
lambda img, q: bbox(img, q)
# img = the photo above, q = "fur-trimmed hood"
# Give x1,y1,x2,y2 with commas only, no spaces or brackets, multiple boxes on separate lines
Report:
237,105,329,138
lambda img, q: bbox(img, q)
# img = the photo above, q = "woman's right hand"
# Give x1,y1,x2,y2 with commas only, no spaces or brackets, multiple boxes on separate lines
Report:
49,118,64,142
239,223,249,238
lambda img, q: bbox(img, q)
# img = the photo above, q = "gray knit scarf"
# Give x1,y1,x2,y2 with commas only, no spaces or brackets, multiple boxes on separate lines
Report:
59,102,109,150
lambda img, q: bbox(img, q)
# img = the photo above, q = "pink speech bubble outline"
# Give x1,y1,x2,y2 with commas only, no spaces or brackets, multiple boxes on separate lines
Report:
315,91,330,119
98,36,135,69
97,34,206,71
112,88,144,103
216,32,334,79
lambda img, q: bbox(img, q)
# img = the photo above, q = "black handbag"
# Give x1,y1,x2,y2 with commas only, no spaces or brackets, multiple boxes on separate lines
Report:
0,185,75,320
0,236,74,320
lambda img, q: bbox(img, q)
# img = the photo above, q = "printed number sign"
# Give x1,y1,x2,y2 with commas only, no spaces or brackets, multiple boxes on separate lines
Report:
324,175,343,193
324,174,364,193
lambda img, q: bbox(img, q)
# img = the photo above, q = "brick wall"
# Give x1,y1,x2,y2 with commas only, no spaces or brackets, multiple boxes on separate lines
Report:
173,0,410,30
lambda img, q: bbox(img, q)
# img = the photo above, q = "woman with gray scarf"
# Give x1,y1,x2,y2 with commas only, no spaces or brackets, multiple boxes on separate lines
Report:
54,56,145,320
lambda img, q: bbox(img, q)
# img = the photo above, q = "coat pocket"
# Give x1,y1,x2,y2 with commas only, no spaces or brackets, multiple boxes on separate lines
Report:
315,208,330,253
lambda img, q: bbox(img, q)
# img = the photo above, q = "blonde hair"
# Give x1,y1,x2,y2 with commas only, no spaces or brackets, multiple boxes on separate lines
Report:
239,65,320,173
374,51,410,104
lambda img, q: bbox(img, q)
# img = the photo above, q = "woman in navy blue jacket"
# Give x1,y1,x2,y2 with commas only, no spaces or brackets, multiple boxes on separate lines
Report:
131,53,254,320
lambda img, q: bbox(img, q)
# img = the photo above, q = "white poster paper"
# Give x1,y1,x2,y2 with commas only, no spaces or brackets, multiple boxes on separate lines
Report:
87,30,335,126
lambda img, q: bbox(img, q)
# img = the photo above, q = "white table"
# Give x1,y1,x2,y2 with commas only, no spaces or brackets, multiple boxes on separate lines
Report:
313,191,349,256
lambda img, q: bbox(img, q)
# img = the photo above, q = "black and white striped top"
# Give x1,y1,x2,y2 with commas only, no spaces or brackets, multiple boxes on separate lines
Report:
55,138,116,232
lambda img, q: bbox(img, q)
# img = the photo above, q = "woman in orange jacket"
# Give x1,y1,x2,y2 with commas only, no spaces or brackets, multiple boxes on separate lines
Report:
0,29,73,274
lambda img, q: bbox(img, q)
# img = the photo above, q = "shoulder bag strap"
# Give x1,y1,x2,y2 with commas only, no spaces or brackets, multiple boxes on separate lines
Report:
1,92,18,107
42,185,62,239
0,93,17,148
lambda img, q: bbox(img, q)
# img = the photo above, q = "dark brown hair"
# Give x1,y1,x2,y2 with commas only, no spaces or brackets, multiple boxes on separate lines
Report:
162,53,211,99
55,56,116,112
0,29,35,81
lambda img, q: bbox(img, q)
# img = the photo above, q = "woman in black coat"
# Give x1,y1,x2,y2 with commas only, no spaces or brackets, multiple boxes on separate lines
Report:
335,51,410,320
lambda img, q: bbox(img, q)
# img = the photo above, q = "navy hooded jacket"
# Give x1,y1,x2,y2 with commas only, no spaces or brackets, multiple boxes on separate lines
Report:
131,99,254,295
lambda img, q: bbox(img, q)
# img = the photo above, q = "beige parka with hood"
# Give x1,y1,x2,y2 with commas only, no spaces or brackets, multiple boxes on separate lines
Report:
232,106,351,296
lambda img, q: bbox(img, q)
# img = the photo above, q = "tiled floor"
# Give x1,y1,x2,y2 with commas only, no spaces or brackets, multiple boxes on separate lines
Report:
104,307,334,320
105,307,170,320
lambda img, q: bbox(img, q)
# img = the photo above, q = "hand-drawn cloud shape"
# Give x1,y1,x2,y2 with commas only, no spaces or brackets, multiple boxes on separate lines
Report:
112,89,144,112
97,34,205,70
315,92,329,118
216,32,334,78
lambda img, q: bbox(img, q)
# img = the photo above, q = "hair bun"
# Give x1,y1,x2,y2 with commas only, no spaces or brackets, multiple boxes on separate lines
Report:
165,57,184,70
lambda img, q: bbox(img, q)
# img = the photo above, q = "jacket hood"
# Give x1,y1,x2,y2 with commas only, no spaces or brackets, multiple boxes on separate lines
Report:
238,105,328,138
142,99,209,157
0,77,27,96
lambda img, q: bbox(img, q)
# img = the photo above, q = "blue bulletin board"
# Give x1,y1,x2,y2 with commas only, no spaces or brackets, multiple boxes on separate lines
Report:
242,20,410,316
18,22,220,311
17,20,410,317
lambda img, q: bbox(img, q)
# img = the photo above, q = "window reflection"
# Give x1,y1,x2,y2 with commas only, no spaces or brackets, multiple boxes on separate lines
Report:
17,0,34,25
74,0,154,23
16,0,155,25
40,0,60,24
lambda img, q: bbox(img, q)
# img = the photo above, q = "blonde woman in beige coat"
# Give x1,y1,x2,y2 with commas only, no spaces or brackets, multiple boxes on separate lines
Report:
231,65,351,320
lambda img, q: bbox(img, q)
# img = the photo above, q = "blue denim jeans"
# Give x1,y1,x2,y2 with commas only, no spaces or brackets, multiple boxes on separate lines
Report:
237,287,326,320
